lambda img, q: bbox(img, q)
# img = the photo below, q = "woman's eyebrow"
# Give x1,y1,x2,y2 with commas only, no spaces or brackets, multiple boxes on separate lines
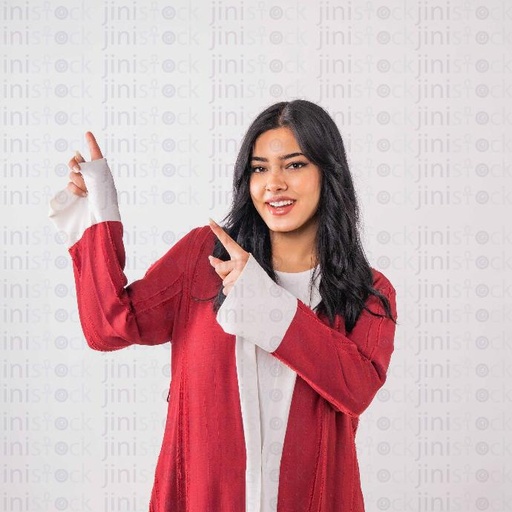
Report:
250,152,305,162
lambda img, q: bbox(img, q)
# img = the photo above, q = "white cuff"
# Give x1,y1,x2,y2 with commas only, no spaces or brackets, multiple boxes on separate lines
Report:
48,158,121,247
216,254,298,352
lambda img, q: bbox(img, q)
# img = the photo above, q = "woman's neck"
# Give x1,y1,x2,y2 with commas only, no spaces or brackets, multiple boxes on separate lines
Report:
270,223,318,272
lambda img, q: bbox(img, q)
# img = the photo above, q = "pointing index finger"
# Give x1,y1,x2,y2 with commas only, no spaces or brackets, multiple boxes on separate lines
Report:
208,218,241,259
86,131,103,160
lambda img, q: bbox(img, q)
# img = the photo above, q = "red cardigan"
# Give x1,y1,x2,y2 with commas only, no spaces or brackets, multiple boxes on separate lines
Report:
69,220,397,512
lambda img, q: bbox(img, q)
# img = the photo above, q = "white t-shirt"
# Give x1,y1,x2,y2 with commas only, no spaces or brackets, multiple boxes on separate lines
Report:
256,267,321,512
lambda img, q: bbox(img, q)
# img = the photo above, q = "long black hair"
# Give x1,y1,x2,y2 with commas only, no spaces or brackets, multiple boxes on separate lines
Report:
210,99,396,333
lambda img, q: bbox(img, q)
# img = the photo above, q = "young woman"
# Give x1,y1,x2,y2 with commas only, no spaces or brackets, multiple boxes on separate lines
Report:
49,100,398,512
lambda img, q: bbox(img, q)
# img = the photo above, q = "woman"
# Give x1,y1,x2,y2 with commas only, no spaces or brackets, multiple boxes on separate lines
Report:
49,100,398,512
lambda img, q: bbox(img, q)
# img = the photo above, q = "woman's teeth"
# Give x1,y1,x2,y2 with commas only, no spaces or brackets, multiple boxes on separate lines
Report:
269,200,294,207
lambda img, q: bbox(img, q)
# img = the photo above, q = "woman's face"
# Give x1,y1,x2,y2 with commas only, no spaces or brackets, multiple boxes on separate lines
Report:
249,126,322,237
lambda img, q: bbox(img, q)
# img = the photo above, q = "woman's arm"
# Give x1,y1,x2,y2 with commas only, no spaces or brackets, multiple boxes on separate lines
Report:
49,137,198,351
216,254,398,417
67,218,198,352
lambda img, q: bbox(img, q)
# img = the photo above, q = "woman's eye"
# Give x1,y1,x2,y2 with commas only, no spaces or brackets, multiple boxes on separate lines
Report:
251,162,307,173
288,162,306,169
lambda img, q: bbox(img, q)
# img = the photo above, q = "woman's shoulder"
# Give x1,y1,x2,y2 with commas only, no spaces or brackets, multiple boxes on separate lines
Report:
176,224,214,246
369,267,396,294
146,225,213,273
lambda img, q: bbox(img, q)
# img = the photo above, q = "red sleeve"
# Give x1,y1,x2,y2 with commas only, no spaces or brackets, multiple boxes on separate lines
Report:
68,221,200,351
273,276,398,417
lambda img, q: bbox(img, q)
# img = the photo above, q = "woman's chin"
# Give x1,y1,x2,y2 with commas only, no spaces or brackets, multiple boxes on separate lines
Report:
263,219,303,234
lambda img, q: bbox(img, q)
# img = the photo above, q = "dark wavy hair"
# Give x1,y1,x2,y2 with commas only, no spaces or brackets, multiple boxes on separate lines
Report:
210,99,396,332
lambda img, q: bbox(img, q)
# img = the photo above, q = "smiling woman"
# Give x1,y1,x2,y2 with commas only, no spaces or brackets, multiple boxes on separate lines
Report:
248,126,322,272
48,99,398,512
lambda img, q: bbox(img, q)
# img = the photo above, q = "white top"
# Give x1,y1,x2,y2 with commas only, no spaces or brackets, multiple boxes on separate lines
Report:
256,268,321,512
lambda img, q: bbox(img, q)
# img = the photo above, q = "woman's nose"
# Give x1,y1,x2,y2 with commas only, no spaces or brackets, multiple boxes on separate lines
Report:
265,169,287,191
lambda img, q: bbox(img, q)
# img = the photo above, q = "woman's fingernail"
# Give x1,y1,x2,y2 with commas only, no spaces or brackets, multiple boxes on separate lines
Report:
72,165,80,173
81,191,88,197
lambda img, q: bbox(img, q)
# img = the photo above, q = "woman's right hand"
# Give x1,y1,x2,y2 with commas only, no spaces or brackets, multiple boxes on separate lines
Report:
67,131,104,196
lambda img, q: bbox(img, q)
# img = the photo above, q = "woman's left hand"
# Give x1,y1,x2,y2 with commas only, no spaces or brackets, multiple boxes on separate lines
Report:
208,218,250,296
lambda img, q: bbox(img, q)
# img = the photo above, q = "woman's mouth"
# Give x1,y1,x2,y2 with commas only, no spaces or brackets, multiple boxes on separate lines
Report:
265,200,296,215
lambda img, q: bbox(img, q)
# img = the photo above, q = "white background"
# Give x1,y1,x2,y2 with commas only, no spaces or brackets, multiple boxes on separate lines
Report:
1,0,511,510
